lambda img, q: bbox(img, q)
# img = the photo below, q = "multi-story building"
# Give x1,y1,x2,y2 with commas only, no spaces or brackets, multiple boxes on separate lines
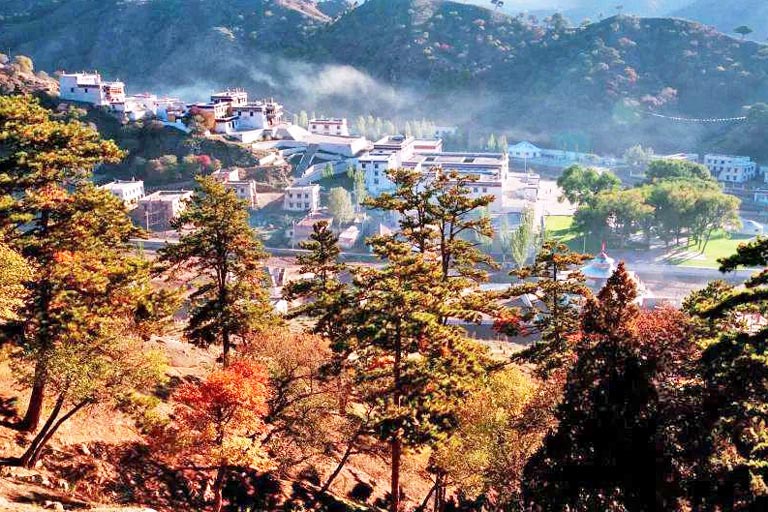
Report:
357,135,516,212
704,154,758,183
100,179,145,208
283,184,321,212
232,100,284,131
59,72,126,106
309,118,350,137
133,190,192,231
191,90,285,135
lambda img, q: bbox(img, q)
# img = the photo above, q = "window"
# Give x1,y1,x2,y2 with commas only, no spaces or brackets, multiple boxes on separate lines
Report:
304,202,309,208
289,202,294,208
482,187,487,193
304,194,309,199
473,187,478,193
70,87,75,93
374,179,379,185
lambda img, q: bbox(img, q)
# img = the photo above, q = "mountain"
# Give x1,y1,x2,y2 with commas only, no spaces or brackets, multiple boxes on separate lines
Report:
2,0,767,155
672,0,768,41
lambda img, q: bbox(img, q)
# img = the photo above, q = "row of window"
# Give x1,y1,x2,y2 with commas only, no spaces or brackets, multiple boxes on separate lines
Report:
287,193,312,199
287,202,311,209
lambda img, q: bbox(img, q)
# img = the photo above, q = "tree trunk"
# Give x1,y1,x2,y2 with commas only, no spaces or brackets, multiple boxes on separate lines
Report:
221,329,231,368
212,466,226,512
19,393,65,468
314,434,357,504
21,397,90,468
391,438,402,512
19,366,47,433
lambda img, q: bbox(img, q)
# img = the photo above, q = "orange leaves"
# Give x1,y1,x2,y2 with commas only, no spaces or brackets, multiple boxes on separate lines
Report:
174,360,270,429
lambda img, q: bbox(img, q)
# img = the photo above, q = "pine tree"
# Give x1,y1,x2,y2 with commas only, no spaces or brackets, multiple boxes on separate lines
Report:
0,95,124,432
524,264,698,510
686,238,768,507
158,176,279,366
504,241,592,375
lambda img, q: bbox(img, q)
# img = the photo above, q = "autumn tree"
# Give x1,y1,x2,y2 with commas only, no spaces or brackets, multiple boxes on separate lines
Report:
504,241,592,374
161,361,271,512
158,176,279,366
428,367,545,510
524,264,699,510
0,95,124,432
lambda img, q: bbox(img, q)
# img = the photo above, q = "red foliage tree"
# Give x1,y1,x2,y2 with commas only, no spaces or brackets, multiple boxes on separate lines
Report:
164,361,271,512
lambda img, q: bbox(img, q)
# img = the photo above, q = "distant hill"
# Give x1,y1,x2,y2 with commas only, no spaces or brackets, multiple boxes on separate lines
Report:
2,0,768,155
672,0,768,41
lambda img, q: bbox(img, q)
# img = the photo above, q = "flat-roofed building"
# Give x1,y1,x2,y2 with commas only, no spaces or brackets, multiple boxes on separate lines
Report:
59,72,126,106
704,154,758,183
309,118,350,137
133,190,192,231
283,184,320,212
100,179,145,208
287,212,334,246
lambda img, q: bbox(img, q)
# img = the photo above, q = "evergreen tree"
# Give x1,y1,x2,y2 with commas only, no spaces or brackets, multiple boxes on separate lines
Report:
487,133,498,152
524,264,699,510
687,238,768,507
504,241,592,375
158,176,279,366
0,96,125,432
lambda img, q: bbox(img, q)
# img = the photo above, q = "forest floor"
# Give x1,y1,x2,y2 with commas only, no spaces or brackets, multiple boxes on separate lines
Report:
0,332,433,511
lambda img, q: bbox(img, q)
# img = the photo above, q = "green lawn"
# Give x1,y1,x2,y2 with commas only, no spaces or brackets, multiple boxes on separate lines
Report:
666,231,754,268
543,215,602,254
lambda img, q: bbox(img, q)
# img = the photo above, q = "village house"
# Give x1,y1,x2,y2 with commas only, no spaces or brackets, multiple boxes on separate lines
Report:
133,190,192,231
309,118,350,137
287,212,334,246
704,153,758,183
59,72,126,106
211,169,258,208
508,141,542,160
99,179,145,208
283,184,321,212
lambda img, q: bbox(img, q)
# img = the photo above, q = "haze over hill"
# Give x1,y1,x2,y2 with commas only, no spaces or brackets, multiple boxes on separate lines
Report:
672,0,768,41
1,0,767,154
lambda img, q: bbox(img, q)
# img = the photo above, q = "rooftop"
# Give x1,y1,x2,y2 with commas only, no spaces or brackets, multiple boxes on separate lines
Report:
141,190,191,202
101,179,143,191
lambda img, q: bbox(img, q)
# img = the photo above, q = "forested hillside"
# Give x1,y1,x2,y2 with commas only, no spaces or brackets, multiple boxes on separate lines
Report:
1,0,767,152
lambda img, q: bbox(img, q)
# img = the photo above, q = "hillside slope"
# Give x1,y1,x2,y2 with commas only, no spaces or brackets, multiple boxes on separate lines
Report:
672,0,768,41
2,0,767,153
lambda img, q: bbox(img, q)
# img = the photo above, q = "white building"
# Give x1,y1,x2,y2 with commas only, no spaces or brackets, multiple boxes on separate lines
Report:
233,100,284,131
309,118,350,137
283,184,321,212
100,179,145,208
59,72,126,106
508,141,542,160
704,154,758,183
357,134,515,212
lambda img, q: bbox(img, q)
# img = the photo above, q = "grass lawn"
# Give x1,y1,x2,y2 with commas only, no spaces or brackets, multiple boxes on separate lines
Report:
666,231,754,268
543,215,603,254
